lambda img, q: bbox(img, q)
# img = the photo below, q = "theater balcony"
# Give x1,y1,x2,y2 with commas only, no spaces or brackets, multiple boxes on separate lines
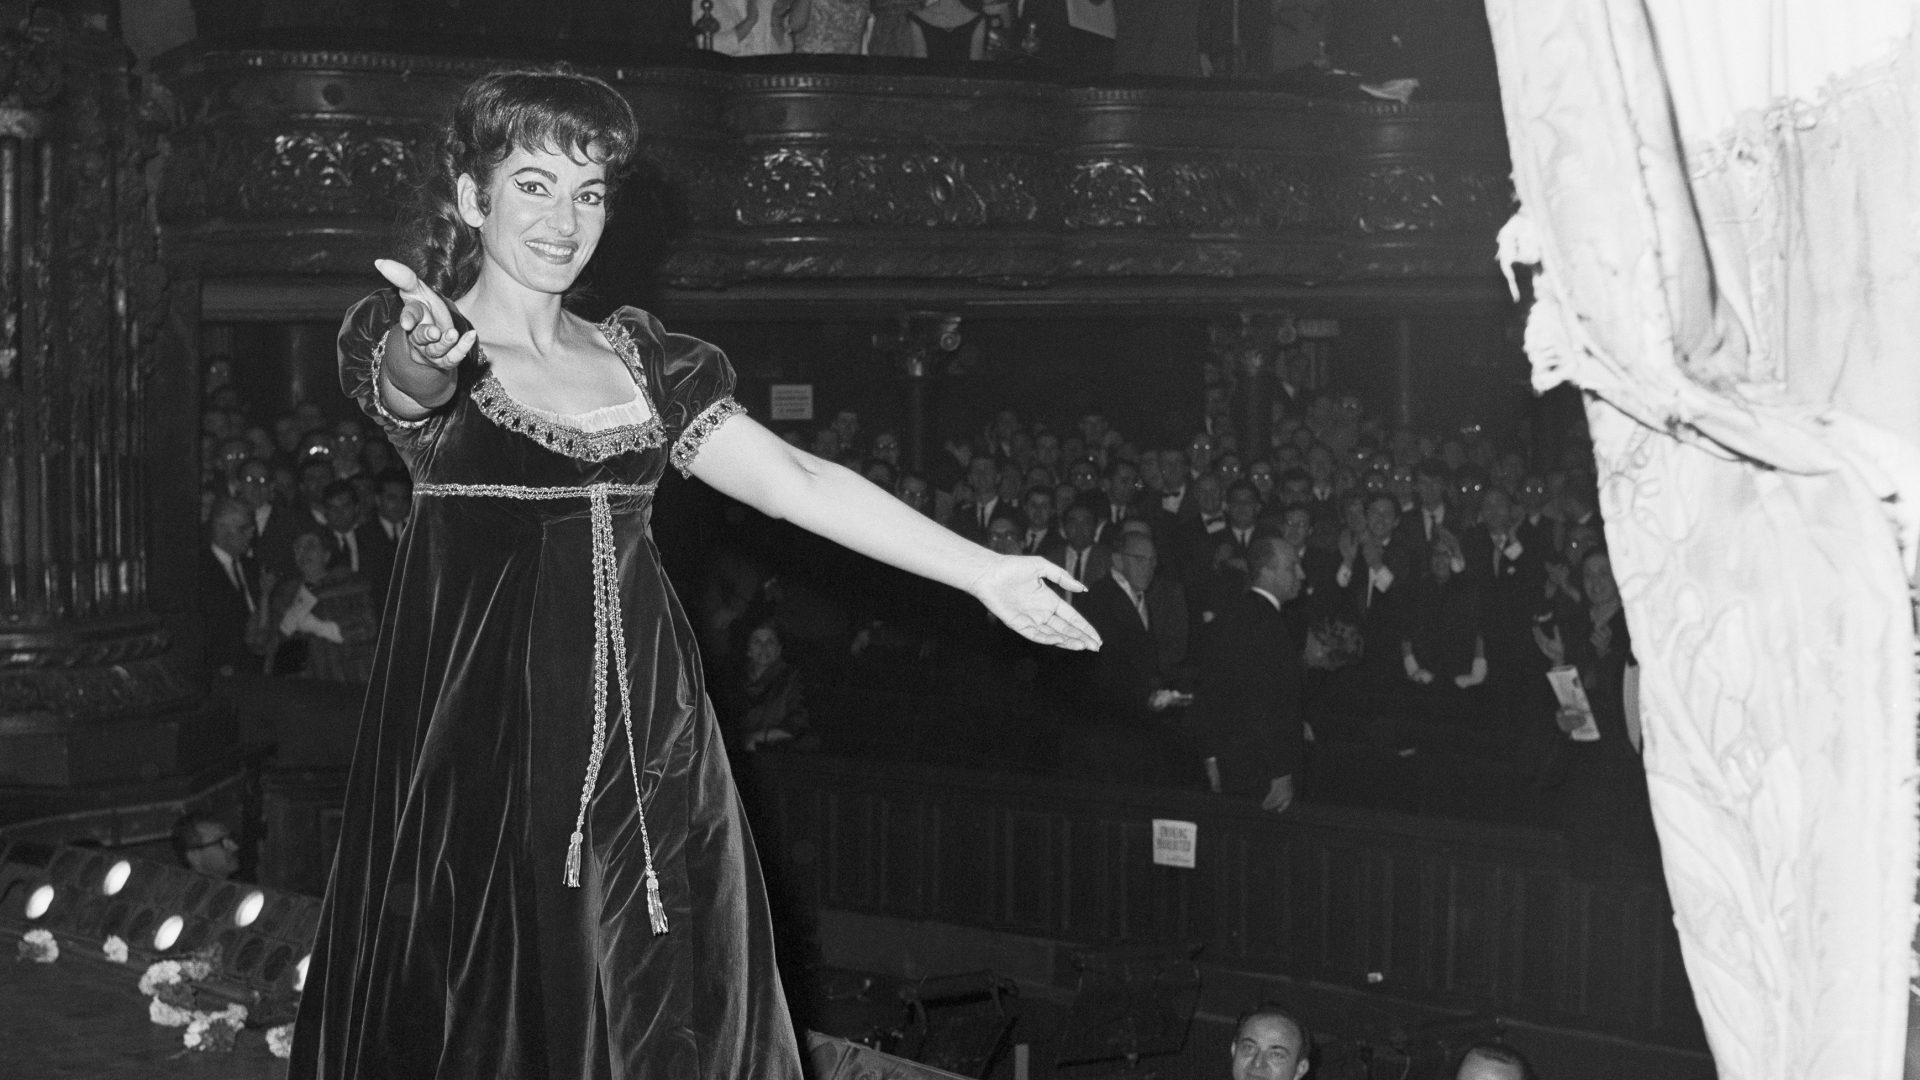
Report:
151,43,1515,324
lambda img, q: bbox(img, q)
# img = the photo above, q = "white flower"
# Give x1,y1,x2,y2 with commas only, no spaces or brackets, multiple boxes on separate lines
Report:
102,935,128,963
180,959,213,981
266,1023,295,1059
138,959,181,996
180,1003,247,1052
148,997,193,1027
17,928,57,963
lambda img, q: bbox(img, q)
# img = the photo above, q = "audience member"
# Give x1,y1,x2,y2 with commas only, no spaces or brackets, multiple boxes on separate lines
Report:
1046,503,1111,595
202,497,275,676
171,812,242,880
1400,536,1488,721
1531,548,1655,872
1066,531,1191,783
1456,1043,1534,1080
1185,538,1308,812
717,620,814,755
1228,1004,1311,1080
269,531,380,684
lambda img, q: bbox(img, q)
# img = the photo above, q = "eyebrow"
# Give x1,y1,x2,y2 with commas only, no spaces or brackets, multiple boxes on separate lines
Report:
510,166,606,188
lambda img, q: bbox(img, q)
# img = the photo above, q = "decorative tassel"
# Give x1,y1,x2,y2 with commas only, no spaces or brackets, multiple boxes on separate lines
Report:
564,830,584,888
646,869,669,935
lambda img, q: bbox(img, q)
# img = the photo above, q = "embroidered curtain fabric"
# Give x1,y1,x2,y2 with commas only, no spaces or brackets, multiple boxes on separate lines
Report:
1485,3,1920,1077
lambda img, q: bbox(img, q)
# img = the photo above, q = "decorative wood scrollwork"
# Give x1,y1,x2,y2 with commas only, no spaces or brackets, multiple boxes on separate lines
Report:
153,46,1514,292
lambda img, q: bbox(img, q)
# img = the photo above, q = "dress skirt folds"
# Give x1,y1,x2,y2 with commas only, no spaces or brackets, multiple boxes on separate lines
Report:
288,290,802,1079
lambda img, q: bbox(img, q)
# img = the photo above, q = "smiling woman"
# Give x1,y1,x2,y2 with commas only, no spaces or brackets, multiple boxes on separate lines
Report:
290,66,1100,1080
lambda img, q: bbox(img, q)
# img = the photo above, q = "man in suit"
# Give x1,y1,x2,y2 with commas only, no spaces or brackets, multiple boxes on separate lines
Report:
1337,494,1419,673
1017,485,1065,555
1168,471,1229,583
953,454,1005,543
1091,458,1141,544
201,497,272,676
1066,531,1189,783
1185,537,1307,813
371,467,412,546
1459,486,1545,701
321,480,398,599
1045,503,1112,597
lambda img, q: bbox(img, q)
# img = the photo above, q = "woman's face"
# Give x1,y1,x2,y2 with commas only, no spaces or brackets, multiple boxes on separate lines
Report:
746,626,781,669
1583,552,1619,608
460,143,609,298
293,534,330,581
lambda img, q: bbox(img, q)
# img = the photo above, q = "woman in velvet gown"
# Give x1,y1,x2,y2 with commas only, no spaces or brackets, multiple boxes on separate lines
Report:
289,69,1101,1080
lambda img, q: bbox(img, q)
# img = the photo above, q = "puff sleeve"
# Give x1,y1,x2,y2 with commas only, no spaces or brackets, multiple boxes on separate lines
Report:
633,308,746,477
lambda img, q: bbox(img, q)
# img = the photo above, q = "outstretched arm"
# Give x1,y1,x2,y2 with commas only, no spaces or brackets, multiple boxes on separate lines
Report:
690,414,1102,652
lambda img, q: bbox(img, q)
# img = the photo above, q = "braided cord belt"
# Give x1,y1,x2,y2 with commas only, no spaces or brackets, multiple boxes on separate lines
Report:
414,481,669,935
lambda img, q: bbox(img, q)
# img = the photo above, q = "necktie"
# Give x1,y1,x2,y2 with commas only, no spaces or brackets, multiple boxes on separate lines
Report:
227,557,253,613
337,531,358,572
1492,535,1505,575
1133,590,1150,630
1069,548,1083,580
1236,529,1250,548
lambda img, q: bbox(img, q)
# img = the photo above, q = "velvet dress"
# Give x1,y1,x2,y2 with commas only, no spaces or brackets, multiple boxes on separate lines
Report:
288,290,802,1080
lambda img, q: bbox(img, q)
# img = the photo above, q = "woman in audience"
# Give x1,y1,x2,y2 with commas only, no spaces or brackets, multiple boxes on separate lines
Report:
718,620,814,756
267,531,380,684
1400,535,1488,722
1531,547,1655,873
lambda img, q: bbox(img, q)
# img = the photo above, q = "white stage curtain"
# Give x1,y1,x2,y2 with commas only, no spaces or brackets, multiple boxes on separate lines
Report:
1484,2,1920,1077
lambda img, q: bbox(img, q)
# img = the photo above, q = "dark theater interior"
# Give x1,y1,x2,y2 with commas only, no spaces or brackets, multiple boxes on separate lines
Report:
2,2,1913,1079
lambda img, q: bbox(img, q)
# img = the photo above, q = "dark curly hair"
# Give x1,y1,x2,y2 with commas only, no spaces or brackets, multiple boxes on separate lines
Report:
404,66,640,299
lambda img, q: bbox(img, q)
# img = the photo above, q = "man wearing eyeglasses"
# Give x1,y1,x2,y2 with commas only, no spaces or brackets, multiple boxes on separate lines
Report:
171,813,242,880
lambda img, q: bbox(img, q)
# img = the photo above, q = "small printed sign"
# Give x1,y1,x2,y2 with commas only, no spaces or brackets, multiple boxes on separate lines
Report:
1152,818,1197,869
769,383,814,422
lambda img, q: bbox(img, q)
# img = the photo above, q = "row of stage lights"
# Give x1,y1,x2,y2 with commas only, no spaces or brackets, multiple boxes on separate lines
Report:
0,838,318,1021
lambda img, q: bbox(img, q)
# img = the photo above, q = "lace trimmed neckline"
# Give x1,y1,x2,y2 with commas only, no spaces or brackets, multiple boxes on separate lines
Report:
469,316,667,463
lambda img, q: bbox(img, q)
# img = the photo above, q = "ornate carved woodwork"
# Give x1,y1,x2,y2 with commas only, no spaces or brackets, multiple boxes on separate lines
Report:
151,47,1513,304
0,11,212,786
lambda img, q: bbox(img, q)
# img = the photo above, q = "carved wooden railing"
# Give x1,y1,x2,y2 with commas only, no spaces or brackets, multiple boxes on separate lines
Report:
151,46,1513,307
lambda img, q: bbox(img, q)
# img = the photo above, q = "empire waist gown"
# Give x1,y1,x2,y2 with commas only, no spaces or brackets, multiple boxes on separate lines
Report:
289,290,803,1079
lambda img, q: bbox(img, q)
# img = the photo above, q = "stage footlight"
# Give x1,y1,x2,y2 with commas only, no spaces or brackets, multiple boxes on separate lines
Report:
25,884,54,919
235,890,265,928
154,914,185,950
102,860,131,896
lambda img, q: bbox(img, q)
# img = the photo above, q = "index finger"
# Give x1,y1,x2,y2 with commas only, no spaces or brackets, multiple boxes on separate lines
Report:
374,259,451,320
374,258,423,294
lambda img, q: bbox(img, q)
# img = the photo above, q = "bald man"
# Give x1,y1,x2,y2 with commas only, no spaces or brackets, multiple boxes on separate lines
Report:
1229,1007,1309,1080
1456,1043,1532,1080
